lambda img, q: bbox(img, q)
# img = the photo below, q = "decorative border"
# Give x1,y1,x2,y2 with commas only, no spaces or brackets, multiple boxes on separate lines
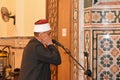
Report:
46,0,58,40
71,0,79,80
46,0,58,80
84,8,120,27
0,36,33,49
92,29,120,80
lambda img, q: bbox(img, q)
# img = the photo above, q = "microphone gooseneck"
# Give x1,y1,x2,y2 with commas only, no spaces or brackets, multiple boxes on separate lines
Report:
52,39,92,77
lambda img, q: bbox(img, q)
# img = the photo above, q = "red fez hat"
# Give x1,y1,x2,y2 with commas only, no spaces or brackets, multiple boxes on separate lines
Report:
34,19,51,32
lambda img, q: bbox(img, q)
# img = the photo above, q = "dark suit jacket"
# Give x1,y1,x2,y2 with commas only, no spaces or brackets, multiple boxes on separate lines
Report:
19,38,61,80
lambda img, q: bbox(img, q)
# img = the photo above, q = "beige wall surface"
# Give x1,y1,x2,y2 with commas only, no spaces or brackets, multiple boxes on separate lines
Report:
0,0,46,37
0,0,16,37
24,0,46,36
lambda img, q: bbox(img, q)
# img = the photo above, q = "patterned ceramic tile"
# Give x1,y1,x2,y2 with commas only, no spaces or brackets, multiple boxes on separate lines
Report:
97,34,120,80
91,30,120,80
84,8,120,27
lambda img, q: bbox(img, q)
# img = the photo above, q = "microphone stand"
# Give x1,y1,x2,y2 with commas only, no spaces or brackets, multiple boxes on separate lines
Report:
83,52,92,77
58,45,92,77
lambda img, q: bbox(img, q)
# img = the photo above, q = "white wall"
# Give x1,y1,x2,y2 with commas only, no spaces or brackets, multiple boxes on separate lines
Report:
16,0,46,36
0,0,46,37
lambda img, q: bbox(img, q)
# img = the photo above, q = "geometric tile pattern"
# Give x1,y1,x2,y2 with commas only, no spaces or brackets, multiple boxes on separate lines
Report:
97,34,120,80
117,55,120,67
91,30,120,80
84,8,120,27
116,39,120,50
92,10,119,24
84,2,120,80
100,38,113,51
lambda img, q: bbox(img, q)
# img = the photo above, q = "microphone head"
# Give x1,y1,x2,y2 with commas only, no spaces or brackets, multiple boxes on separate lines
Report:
52,39,62,47
52,39,56,44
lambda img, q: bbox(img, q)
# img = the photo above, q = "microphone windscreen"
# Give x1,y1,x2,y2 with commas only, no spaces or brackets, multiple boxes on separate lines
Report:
52,39,65,49
52,39,56,44
52,39,62,46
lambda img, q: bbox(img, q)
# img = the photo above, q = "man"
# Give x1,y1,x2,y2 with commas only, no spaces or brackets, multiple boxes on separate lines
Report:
19,19,61,80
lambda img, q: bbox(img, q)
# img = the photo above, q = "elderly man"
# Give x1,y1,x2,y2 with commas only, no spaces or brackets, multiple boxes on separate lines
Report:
19,19,61,80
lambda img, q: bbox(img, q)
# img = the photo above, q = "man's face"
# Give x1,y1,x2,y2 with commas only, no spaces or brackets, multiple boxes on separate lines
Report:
38,30,52,42
36,30,52,45
40,31,51,36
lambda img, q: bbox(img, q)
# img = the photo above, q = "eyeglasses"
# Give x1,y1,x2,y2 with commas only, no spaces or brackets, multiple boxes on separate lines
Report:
42,31,51,36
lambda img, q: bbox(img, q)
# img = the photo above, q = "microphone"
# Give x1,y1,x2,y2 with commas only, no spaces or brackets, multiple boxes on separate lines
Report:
52,39,64,47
